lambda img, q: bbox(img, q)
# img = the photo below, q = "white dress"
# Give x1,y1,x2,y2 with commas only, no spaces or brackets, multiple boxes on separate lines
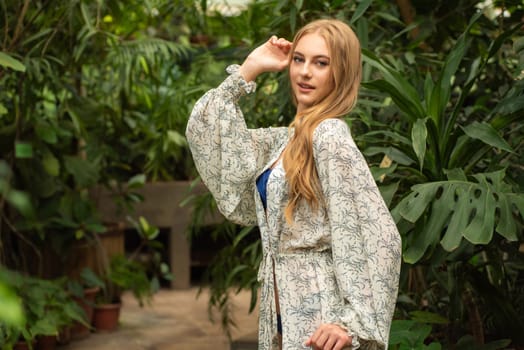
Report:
186,65,402,350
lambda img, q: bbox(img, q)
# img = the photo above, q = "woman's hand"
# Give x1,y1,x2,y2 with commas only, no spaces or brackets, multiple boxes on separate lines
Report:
304,323,352,350
239,36,292,82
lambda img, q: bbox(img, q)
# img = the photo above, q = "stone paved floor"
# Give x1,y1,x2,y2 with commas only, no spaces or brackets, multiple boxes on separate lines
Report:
61,287,258,350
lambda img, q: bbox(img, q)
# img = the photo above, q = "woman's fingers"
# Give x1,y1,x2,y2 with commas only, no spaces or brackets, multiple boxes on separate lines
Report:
239,35,292,80
269,36,292,49
305,324,352,350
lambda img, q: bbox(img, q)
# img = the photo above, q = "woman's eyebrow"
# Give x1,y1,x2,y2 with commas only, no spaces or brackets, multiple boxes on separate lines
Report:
293,51,330,60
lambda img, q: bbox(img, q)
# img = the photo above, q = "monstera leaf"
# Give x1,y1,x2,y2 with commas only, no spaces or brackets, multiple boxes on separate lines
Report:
393,169,524,264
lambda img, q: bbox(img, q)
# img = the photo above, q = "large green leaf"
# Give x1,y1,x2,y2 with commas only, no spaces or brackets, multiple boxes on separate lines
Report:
350,0,372,25
362,49,425,121
389,320,441,349
363,146,415,166
428,13,481,126
35,122,58,144
461,121,513,153
0,282,24,327
491,92,524,116
412,118,428,171
0,52,26,72
378,182,399,207
42,151,60,176
396,170,522,263
15,142,33,159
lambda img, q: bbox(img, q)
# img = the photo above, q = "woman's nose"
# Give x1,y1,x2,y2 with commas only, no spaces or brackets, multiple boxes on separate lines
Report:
301,62,312,77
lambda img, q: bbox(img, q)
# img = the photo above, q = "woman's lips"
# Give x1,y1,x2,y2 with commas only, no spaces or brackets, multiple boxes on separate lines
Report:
297,82,314,91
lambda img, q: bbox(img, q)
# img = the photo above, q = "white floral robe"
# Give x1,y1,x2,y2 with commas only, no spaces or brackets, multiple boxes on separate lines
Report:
186,65,402,350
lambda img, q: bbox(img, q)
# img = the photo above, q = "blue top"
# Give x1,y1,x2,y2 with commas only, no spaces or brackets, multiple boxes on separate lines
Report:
256,168,272,210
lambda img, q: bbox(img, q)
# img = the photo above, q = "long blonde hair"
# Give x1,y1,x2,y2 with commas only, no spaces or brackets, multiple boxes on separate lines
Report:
282,19,362,223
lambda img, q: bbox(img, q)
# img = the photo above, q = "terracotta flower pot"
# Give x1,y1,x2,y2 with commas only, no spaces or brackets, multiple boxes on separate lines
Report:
13,340,35,350
92,303,122,332
36,335,57,350
56,326,71,346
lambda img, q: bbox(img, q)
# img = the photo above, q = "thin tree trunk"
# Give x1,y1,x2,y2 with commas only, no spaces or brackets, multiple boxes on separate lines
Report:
464,288,484,345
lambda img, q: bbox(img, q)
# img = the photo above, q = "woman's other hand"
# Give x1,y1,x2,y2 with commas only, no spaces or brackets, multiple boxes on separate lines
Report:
304,323,352,350
239,36,292,82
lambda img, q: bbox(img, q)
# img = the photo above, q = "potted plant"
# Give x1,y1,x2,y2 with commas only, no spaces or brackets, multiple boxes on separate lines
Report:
63,268,105,341
91,255,146,331
0,269,88,349
92,216,171,332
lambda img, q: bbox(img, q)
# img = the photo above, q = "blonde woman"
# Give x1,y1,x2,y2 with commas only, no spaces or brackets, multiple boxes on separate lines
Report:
186,19,402,350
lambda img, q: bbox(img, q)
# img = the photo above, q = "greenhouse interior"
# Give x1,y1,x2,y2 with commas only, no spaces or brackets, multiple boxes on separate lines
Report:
1,0,523,349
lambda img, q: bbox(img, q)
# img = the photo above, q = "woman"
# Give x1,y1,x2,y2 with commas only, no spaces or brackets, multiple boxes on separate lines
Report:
186,19,402,350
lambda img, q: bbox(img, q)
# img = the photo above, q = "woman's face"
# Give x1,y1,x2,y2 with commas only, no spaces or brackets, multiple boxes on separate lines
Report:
289,32,334,113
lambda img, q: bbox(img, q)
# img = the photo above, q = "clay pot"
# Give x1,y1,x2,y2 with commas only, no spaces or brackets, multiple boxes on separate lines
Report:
13,340,35,350
36,335,57,350
56,326,71,346
92,303,122,332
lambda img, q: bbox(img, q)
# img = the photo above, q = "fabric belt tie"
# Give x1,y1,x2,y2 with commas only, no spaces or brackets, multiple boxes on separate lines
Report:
257,251,278,349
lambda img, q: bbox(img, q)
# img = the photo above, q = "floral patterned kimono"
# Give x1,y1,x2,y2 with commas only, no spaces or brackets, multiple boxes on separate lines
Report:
186,65,402,350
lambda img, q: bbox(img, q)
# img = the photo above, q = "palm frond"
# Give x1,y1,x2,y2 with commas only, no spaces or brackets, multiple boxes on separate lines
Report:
108,37,191,66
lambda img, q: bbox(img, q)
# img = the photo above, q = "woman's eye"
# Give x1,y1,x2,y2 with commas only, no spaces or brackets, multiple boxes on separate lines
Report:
317,61,329,67
293,56,304,63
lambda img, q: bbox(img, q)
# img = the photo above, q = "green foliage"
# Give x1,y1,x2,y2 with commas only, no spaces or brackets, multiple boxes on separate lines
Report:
389,320,443,350
97,216,171,306
388,319,512,350
0,270,24,328
0,268,87,347
184,0,524,347
1,0,523,347
358,3,524,347
0,160,33,219
0,0,191,279
105,254,152,305
394,169,522,262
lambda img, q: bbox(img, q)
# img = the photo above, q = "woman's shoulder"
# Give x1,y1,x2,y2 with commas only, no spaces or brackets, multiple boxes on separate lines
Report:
313,118,354,146
316,117,348,130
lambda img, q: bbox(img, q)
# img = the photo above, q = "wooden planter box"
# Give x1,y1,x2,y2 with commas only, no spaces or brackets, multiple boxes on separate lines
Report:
18,223,124,281
67,223,125,281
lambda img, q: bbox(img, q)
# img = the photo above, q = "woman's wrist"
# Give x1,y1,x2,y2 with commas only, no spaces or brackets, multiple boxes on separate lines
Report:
238,58,262,82
333,323,360,349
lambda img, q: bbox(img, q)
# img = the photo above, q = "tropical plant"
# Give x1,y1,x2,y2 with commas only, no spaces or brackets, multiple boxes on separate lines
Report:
358,5,524,348
388,317,512,350
184,0,524,347
361,10,523,256
0,0,195,298
96,216,171,306
0,0,109,277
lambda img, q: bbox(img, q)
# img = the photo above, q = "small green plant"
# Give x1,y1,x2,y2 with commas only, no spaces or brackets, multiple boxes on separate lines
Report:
97,216,171,306
388,308,514,349
389,319,442,350
103,254,152,306
0,269,88,348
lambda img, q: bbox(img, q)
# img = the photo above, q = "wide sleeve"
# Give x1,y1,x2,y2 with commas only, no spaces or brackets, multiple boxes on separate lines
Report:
186,65,288,226
313,119,402,350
